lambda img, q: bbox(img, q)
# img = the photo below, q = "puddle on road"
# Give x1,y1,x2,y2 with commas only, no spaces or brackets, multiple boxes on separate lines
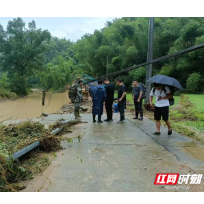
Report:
179,142,204,162
182,142,197,148
183,146,204,162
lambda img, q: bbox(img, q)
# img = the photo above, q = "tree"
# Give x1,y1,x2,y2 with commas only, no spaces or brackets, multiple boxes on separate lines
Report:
71,17,204,93
0,18,51,95
186,73,204,93
39,55,72,91
2,17,204,94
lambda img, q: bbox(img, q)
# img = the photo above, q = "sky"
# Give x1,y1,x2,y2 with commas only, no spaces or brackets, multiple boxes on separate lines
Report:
0,17,119,42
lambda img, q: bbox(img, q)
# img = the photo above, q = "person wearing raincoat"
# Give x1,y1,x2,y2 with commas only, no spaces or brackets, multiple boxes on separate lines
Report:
91,80,107,123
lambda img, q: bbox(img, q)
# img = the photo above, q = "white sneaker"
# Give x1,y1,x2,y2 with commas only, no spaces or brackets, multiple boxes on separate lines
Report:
117,120,124,124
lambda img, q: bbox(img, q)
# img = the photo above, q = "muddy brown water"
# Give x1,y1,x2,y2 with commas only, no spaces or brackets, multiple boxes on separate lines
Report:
0,89,70,122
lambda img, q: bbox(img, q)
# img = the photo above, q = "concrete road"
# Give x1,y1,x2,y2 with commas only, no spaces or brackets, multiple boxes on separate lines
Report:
22,113,204,192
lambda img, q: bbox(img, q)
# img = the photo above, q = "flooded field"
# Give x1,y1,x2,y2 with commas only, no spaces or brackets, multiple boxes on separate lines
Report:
0,89,70,122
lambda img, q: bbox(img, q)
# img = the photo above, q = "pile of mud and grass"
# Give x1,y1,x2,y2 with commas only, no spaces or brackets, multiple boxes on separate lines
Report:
0,119,82,192
169,95,204,143
56,101,91,114
0,121,66,156
170,95,198,122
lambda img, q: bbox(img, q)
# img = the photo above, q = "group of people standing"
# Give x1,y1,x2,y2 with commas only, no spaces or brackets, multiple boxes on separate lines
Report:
89,78,145,124
90,78,127,124
73,78,173,135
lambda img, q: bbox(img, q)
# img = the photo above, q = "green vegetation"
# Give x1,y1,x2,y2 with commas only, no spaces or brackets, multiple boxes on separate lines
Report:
0,18,51,95
0,72,17,99
1,17,204,95
126,93,204,143
126,93,133,103
170,95,204,141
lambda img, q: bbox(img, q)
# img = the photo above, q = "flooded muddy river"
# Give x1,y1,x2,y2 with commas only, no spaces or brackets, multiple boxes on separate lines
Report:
0,89,70,122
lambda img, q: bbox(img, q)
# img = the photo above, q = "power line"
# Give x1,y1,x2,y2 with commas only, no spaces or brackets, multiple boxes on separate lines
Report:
84,43,204,83
47,42,204,107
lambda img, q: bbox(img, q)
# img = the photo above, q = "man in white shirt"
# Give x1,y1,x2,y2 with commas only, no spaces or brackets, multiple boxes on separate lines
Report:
149,83,173,135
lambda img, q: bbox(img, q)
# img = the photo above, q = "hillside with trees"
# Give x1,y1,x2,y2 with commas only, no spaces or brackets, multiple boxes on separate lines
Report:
0,17,204,96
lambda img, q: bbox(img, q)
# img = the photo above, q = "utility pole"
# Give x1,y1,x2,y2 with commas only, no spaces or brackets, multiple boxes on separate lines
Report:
145,17,154,103
106,55,108,75
42,90,46,106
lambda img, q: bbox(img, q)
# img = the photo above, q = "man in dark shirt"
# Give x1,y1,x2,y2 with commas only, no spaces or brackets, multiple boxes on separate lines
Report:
116,78,126,123
132,80,143,120
104,78,115,122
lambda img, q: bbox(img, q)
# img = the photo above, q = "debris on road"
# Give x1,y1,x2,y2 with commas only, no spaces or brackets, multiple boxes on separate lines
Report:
0,119,83,192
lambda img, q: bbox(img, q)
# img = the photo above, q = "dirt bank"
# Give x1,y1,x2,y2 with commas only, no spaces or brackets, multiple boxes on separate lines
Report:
56,99,134,115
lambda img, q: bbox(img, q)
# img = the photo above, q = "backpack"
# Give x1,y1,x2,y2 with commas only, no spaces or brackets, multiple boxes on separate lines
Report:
139,82,146,99
68,84,78,103
153,85,175,106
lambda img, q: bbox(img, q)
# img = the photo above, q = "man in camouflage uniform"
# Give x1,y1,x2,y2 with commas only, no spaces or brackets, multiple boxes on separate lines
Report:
74,80,83,119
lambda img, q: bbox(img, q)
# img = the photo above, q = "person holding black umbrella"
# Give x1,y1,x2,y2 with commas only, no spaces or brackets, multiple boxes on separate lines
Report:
148,75,183,135
149,83,173,135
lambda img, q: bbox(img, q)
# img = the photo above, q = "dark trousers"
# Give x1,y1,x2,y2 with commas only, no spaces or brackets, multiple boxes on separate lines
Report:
105,101,113,120
118,101,125,121
93,115,102,121
134,98,143,118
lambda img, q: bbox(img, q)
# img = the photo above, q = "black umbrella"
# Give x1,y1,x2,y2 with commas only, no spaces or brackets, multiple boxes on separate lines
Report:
147,75,183,90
